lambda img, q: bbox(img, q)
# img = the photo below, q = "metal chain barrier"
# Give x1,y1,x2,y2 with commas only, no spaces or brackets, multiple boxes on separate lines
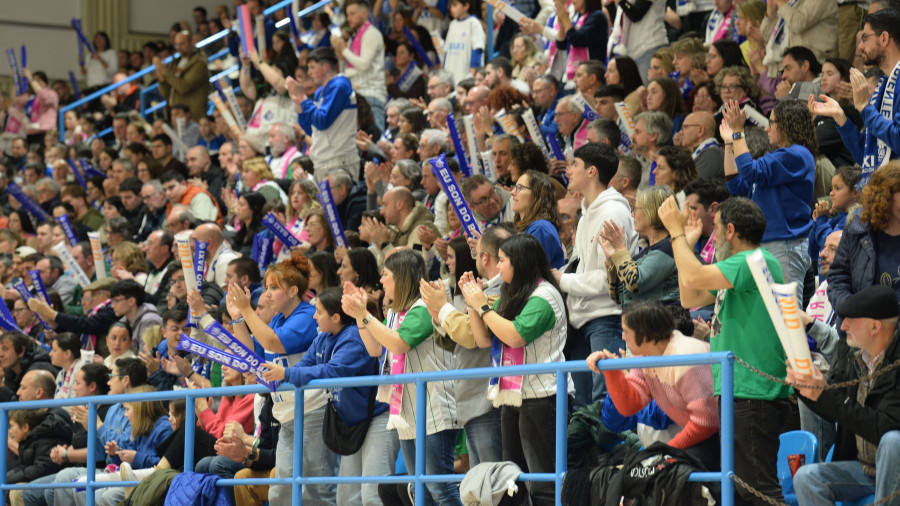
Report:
732,473,900,506
733,356,900,390
730,355,900,506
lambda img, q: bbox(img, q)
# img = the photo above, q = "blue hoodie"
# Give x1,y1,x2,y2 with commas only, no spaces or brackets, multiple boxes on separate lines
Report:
284,324,387,426
96,403,132,465
131,416,173,468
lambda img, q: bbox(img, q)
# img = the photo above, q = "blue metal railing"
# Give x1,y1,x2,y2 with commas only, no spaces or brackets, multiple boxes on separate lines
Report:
0,353,735,506
58,0,331,140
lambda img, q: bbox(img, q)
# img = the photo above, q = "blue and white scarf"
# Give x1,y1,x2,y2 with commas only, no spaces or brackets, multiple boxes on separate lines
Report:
861,58,900,187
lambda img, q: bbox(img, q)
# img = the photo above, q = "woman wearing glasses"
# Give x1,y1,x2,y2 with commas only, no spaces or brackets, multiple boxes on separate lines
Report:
714,66,765,130
511,171,566,269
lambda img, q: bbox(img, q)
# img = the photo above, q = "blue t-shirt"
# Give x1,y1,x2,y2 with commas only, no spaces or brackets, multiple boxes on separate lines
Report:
259,300,317,367
526,219,566,269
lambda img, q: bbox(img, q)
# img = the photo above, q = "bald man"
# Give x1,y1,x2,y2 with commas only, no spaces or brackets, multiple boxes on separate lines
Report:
466,85,490,115
680,111,724,180
193,223,240,287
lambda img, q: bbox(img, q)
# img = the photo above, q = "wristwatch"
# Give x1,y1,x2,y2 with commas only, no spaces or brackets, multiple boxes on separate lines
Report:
361,314,375,326
477,304,493,318
732,132,745,141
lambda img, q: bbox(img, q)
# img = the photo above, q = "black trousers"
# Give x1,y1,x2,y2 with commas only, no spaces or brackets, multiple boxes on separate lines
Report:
502,395,560,506
727,397,791,506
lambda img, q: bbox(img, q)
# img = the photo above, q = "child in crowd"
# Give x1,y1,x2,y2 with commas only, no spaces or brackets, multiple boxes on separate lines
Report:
808,165,862,261
7,409,70,485
442,0,485,86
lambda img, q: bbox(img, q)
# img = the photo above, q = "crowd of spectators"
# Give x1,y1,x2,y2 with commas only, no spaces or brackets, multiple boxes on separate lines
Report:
2,0,900,505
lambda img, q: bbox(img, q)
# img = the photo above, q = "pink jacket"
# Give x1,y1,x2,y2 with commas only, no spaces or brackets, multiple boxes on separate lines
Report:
197,393,255,439
12,87,59,134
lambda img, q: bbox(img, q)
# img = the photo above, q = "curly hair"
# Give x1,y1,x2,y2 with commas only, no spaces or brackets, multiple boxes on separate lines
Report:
242,156,275,181
485,85,529,113
514,171,561,233
656,146,698,193
860,162,900,233
771,100,818,156
649,77,687,119
714,66,761,102
508,142,548,181
112,241,149,274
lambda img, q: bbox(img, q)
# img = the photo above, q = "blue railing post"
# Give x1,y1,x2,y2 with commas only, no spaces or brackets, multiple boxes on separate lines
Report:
0,409,8,506
555,371,567,506
720,353,735,506
486,5,495,62
184,396,196,472
293,389,304,506
415,379,427,506
86,402,98,506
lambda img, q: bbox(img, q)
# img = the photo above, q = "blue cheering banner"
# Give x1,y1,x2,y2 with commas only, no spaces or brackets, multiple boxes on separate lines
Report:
251,232,274,274
0,298,20,332
68,71,82,102
194,240,209,289
28,269,51,305
177,335,254,373
546,133,565,161
78,158,106,179
56,215,79,247
430,154,481,238
70,19,95,54
262,212,302,248
402,26,433,67
316,180,348,249
77,34,85,66
7,49,23,96
571,94,600,122
8,182,51,222
11,280,50,330
446,113,472,178
67,158,87,189
201,320,280,391
20,46,27,93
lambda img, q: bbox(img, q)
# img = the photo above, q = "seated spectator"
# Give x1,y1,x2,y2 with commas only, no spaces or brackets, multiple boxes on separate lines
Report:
50,332,87,400
588,300,720,469
161,170,223,225
110,241,150,286
0,330,58,402
104,321,137,370
6,409,70,491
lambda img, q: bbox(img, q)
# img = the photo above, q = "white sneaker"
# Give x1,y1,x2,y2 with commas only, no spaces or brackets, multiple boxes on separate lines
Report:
119,462,136,497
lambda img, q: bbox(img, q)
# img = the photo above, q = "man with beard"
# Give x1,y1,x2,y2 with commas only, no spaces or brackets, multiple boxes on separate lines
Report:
814,9,900,179
659,195,793,506
265,123,302,179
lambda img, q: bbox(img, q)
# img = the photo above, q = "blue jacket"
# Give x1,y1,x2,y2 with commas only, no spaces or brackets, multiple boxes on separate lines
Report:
526,219,566,269
165,472,231,506
96,403,132,465
836,102,900,167
601,395,673,434
827,208,875,310
539,99,559,140
297,76,355,134
285,324,387,425
808,211,849,260
728,146,815,242
131,416,173,468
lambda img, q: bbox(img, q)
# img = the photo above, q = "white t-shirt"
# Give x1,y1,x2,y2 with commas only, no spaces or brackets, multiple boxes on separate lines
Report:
443,16,485,86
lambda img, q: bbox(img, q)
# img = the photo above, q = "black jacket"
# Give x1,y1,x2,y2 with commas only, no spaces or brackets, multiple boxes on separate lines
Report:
0,343,59,402
54,305,119,338
804,328,900,463
336,181,367,234
253,394,280,471
6,410,72,483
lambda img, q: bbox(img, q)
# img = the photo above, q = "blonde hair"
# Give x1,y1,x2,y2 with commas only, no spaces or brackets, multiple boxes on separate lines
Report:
141,325,163,353
242,156,275,181
737,0,766,24
112,241,149,273
126,385,168,438
636,185,674,230
651,48,675,75
286,179,322,223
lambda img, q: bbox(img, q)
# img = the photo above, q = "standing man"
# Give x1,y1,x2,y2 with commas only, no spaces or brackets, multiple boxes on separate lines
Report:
659,195,792,506
287,48,360,181
155,30,210,121
554,143,637,404
331,0,387,131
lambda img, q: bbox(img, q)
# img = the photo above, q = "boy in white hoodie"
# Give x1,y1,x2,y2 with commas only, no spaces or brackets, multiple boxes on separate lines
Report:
552,143,637,405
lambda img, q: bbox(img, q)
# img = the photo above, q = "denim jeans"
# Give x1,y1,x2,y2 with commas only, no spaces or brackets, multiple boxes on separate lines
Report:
465,408,502,467
502,395,559,506
761,237,810,302
730,398,790,506
337,411,400,506
52,467,123,506
585,315,625,403
799,401,836,463
269,407,340,506
794,431,900,505
399,429,463,506
19,473,56,506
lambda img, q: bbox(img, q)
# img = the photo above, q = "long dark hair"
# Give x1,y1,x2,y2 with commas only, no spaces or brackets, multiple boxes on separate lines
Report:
347,248,381,291
496,234,561,320
10,209,37,234
649,77,687,119
448,236,476,294
711,40,747,69
235,191,267,247
514,171,561,233
384,249,426,312
613,56,643,95
308,251,340,291
771,100,818,156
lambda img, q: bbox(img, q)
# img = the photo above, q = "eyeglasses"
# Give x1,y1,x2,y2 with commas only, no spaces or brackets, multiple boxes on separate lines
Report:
513,184,533,193
111,296,126,303
705,53,720,60
108,373,124,378
720,84,744,91
860,32,879,43
470,188,497,207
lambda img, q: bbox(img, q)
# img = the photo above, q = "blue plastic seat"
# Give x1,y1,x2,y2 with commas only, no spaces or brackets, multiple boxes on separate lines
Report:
778,431,818,506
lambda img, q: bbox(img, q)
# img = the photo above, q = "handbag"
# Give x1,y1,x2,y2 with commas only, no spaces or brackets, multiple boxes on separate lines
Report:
322,363,378,455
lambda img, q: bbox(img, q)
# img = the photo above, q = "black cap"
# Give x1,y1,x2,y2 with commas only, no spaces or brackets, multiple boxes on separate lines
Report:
835,285,900,320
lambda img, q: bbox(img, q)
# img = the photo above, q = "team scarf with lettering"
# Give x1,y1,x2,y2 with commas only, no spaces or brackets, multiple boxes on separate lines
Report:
669,70,694,98
378,300,426,433
396,63,423,93
861,58,900,187
347,21,372,69
706,7,737,44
